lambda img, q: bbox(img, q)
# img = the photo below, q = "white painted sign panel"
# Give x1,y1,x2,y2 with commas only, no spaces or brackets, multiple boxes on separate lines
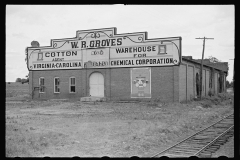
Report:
26,27,181,70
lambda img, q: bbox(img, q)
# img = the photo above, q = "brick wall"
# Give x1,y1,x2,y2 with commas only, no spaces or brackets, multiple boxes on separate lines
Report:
109,66,175,102
214,72,218,94
206,70,210,95
178,63,195,102
29,71,33,98
30,66,176,102
109,68,131,101
179,64,187,102
181,59,215,99
31,69,84,99
173,66,180,102
187,65,194,100
202,69,206,96
151,66,174,102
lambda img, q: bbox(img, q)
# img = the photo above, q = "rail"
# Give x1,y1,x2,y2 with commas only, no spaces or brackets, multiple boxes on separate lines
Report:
152,113,234,157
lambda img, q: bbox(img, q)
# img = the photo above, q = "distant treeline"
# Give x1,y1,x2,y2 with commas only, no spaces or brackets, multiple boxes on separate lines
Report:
15,78,29,84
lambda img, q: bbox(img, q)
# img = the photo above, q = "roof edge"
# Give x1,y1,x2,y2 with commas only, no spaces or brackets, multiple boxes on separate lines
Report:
182,57,228,73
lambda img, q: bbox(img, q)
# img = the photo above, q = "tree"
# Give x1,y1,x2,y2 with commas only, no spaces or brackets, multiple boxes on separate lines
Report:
226,80,230,88
15,78,22,82
25,74,29,81
208,56,221,63
226,80,234,88
230,81,234,88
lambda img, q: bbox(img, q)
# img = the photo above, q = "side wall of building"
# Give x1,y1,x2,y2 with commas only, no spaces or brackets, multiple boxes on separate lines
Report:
195,67,200,97
179,60,218,101
214,72,218,95
187,65,194,100
206,70,210,96
179,64,187,102
202,69,206,96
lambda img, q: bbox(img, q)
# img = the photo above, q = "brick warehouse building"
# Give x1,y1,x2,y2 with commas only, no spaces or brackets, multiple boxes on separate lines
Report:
26,27,228,102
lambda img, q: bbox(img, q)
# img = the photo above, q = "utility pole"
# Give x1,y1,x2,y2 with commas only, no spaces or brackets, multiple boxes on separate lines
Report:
195,37,214,100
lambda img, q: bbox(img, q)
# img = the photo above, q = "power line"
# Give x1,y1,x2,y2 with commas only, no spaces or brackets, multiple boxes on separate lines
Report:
195,37,214,100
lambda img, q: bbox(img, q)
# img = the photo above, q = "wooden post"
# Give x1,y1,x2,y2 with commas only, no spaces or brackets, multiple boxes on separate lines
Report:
195,37,214,100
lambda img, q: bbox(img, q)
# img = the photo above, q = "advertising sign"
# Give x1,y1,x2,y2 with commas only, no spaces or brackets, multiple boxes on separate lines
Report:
82,48,110,68
28,49,82,70
131,68,151,98
26,27,181,70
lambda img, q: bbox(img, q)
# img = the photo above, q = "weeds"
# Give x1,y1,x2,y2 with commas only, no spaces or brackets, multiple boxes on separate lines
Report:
148,102,158,107
208,90,214,97
6,85,233,157
201,101,212,108
195,92,233,108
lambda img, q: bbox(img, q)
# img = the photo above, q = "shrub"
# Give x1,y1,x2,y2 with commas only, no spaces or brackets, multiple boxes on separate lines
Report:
15,78,21,83
201,101,212,108
193,97,201,101
217,93,230,101
208,89,214,97
212,96,221,104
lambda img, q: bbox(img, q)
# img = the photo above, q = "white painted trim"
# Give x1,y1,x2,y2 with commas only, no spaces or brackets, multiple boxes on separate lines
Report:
54,77,60,93
69,77,76,93
39,77,45,93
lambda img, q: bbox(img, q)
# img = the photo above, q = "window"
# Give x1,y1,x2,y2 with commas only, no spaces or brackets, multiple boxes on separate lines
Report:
158,45,166,54
54,77,60,93
39,77,45,93
69,77,76,93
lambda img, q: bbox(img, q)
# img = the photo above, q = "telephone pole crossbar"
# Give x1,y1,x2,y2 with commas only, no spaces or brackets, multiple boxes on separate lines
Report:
195,37,214,100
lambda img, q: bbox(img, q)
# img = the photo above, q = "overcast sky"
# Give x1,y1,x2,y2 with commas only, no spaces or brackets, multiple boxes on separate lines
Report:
6,5,234,82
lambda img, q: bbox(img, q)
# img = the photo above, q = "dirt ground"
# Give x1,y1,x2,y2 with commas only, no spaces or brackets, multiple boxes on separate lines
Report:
5,82,234,157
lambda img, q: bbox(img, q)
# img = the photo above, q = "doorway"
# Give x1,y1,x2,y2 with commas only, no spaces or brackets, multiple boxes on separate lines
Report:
89,72,104,97
196,73,200,97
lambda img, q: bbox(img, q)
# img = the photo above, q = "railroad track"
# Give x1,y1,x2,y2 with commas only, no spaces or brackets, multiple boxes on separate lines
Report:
152,113,234,158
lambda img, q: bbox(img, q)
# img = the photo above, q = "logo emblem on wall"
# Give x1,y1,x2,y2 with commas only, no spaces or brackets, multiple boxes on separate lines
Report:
131,67,151,98
133,76,149,97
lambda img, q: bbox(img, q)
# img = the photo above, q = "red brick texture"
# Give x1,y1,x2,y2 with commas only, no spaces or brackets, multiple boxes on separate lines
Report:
30,66,177,102
29,61,226,102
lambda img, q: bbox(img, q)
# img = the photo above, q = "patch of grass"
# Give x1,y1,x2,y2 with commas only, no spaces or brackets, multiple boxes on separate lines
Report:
196,92,234,108
200,99,213,108
5,90,233,157
6,145,32,157
147,102,158,107
6,134,33,157
6,83,29,98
